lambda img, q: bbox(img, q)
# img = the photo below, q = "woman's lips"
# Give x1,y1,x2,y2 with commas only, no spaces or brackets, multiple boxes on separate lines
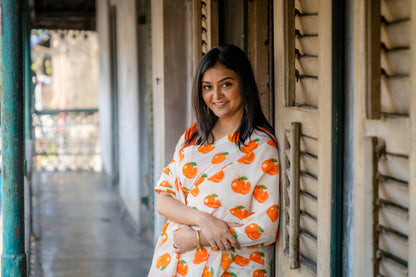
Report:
213,101,228,108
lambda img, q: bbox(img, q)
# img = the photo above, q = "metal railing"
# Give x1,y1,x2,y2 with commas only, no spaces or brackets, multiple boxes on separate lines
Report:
32,109,101,171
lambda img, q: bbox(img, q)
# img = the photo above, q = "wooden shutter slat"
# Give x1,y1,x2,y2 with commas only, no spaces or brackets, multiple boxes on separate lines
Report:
381,21,410,49
379,258,408,277
379,232,408,262
379,207,409,236
295,0,318,14
381,0,410,21
300,154,319,179
300,135,318,157
378,155,409,182
381,77,410,115
296,56,319,77
295,37,319,56
381,50,411,76
300,175,318,198
299,233,317,264
379,179,409,207
300,194,318,219
295,79,319,108
295,15,319,35
300,213,317,237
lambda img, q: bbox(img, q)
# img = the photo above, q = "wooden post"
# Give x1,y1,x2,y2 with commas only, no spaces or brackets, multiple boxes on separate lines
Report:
289,122,301,269
366,0,381,119
283,0,295,107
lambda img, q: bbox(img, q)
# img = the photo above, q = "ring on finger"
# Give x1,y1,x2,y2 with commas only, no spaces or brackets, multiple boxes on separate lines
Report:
223,241,229,246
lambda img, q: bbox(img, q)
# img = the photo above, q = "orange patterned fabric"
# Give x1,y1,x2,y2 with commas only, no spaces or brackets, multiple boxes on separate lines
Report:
149,126,280,277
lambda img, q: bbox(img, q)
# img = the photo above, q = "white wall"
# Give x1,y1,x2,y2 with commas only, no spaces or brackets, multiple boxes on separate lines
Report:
116,0,141,226
97,0,142,230
96,0,113,179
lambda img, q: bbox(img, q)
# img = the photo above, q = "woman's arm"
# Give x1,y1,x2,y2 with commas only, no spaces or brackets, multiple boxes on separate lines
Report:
172,224,241,254
157,192,240,250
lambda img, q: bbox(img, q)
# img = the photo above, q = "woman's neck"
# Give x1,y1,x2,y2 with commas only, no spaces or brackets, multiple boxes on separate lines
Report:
212,116,242,141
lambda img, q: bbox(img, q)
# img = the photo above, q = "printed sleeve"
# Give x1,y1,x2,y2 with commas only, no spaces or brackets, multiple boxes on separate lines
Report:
230,144,280,247
154,135,184,200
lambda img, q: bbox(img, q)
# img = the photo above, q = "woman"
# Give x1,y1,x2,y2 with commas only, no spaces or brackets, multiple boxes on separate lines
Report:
148,45,279,277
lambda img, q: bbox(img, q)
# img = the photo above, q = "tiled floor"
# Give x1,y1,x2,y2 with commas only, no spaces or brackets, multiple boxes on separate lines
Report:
30,171,153,277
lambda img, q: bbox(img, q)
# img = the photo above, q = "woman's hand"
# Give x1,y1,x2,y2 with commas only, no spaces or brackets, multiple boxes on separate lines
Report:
172,225,198,253
197,214,242,251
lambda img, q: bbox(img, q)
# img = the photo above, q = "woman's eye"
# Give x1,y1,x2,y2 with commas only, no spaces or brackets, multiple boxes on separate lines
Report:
202,85,212,90
222,82,232,88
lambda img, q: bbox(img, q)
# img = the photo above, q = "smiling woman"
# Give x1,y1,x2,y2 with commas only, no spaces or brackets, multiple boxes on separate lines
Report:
148,45,280,277
201,64,244,133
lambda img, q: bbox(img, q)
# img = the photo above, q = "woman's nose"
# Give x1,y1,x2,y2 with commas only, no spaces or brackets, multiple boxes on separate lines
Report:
213,85,223,98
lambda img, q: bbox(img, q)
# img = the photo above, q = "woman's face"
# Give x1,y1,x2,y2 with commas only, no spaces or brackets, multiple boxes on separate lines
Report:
201,63,244,123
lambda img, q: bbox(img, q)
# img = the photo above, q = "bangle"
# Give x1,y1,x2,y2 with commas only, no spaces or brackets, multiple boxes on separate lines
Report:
196,230,201,249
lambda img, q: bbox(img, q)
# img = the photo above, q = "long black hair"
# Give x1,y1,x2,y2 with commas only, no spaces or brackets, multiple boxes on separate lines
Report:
186,44,275,148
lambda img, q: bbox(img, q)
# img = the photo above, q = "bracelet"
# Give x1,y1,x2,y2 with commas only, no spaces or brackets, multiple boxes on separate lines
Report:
196,230,201,249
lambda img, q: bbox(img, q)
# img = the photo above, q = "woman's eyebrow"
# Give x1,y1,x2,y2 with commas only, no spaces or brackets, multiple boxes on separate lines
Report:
202,77,234,83
219,77,233,82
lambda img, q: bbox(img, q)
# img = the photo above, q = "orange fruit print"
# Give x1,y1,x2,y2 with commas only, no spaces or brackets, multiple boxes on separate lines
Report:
230,205,250,220
202,266,214,277
159,181,172,188
267,204,279,222
190,186,199,197
233,254,250,266
220,253,233,270
267,139,277,148
253,269,267,277
179,146,185,162
183,162,198,178
203,194,221,208
208,170,225,183
231,177,251,195
163,167,170,175
191,173,207,197
212,152,229,164
166,189,176,196
195,173,208,186
228,132,239,143
193,248,209,264
237,151,255,164
181,186,190,196
160,222,169,245
253,185,269,203
156,253,172,270
261,159,279,175
223,272,237,277
230,228,238,239
176,260,188,276
245,223,264,240
198,143,215,154
249,251,265,265
241,138,260,154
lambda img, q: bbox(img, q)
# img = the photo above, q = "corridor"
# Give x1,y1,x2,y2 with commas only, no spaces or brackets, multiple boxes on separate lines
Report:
30,171,153,277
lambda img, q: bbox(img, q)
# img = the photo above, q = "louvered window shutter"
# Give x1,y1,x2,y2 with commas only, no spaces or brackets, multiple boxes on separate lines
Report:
354,0,414,276
274,0,333,275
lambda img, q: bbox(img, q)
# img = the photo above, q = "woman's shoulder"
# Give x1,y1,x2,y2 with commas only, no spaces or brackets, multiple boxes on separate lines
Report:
184,122,197,143
175,122,197,151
